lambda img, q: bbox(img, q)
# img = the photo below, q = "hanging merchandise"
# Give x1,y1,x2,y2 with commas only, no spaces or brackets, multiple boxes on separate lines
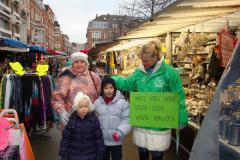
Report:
0,117,10,151
35,54,38,62
0,74,54,132
40,54,44,62
189,42,240,160
105,52,111,74
109,51,115,74
218,21,238,67
0,109,35,160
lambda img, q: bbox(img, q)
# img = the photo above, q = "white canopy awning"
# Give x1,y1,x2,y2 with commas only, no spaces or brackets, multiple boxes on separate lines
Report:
0,47,29,52
119,0,240,40
106,38,156,51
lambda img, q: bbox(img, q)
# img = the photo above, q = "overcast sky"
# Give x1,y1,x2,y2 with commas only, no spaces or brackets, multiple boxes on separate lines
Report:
44,0,121,44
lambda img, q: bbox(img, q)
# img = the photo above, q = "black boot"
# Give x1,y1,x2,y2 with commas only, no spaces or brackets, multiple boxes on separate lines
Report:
152,156,163,160
139,150,149,160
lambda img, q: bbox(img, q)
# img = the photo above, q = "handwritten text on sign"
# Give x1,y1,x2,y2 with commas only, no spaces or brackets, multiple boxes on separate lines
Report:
130,92,179,128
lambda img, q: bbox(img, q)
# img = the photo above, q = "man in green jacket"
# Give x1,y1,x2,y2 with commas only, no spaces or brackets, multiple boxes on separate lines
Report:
112,40,188,160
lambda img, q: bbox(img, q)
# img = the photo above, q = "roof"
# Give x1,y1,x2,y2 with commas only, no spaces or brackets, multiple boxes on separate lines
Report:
119,0,240,40
93,14,141,22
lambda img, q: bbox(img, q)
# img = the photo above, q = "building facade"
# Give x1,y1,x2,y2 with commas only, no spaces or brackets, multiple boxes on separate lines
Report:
60,34,71,55
1,0,72,52
44,5,54,49
53,21,61,51
71,42,87,52
86,14,143,48
29,0,45,45
0,0,22,40
19,0,29,43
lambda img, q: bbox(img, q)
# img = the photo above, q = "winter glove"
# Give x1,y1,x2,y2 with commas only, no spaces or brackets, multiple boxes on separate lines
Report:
60,110,70,126
112,132,120,142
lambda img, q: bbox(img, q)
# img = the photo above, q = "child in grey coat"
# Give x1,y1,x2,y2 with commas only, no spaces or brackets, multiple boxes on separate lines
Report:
94,76,131,160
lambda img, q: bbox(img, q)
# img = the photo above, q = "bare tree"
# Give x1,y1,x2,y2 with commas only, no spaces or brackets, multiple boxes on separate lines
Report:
120,0,176,19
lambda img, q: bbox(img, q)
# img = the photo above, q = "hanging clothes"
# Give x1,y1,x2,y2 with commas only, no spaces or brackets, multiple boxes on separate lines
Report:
105,52,111,74
1,74,54,132
0,75,7,109
4,75,11,109
109,51,116,74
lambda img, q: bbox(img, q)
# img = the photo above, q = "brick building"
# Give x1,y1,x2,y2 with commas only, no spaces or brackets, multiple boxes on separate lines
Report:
86,14,143,48
53,21,61,51
29,0,45,45
19,0,30,43
0,0,21,40
44,5,54,49
71,42,87,52
1,0,72,52
60,34,71,55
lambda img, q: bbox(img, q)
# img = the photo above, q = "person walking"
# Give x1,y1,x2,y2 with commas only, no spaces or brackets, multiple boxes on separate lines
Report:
94,76,131,160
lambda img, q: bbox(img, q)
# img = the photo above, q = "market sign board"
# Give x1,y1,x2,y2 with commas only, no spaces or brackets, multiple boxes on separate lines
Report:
36,64,49,76
130,92,179,128
9,62,25,75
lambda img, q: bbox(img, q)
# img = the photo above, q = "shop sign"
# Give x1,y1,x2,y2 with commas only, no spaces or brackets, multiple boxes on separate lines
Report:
130,92,179,128
36,64,49,76
9,62,25,75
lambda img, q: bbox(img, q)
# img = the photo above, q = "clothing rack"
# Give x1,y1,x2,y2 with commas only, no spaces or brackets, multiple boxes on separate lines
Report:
0,73,55,133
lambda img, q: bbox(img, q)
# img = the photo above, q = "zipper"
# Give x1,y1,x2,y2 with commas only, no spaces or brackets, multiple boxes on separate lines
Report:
105,102,109,141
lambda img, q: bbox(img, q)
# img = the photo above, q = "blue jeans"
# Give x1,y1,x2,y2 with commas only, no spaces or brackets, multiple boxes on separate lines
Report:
138,147,164,160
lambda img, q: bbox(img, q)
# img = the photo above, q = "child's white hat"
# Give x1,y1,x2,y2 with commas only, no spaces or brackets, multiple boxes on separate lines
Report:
73,92,95,111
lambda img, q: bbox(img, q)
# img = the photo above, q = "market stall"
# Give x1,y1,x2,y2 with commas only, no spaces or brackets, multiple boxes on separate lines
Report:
0,38,29,53
99,38,163,75
0,38,29,74
0,40,55,133
90,0,240,159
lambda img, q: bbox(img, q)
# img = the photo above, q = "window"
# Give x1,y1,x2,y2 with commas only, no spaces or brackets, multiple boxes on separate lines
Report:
92,21,108,29
92,32,101,39
0,19,9,29
113,24,118,28
0,0,8,5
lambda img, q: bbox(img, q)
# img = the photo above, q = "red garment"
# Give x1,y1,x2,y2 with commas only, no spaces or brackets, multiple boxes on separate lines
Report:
104,96,114,104
218,29,238,67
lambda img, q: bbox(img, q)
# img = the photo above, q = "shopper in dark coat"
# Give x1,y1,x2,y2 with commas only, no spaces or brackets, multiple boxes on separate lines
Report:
59,92,105,160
